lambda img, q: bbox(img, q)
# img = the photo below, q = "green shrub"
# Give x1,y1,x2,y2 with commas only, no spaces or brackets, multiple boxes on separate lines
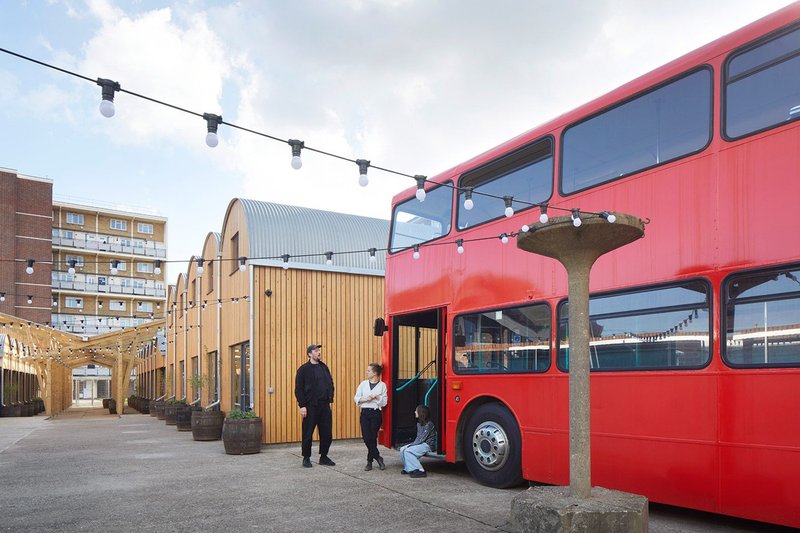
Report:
227,408,258,419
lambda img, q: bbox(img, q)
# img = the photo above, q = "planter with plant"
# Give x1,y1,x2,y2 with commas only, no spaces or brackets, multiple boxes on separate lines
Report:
1,384,21,417
108,398,117,415
222,409,262,455
163,399,185,425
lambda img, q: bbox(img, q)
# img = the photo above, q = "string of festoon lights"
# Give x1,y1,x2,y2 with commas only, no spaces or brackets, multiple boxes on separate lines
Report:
0,46,625,297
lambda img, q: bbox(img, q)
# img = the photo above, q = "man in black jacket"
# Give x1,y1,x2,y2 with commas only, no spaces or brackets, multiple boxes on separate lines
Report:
294,343,336,468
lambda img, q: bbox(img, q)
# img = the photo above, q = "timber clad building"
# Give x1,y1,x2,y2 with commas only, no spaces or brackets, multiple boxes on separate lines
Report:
144,198,389,444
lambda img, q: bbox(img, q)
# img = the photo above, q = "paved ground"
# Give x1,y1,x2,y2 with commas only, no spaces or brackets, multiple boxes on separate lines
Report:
0,408,795,532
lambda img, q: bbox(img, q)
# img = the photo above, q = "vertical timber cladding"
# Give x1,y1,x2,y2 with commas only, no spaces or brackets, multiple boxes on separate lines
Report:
256,265,384,444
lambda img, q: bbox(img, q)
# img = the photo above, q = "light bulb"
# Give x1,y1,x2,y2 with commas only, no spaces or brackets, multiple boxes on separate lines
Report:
539,212,549,224
26,266,33,274
68,265,76,275
282,263,289,270
111,267,118,275
291,155,302,169
413,250,420,260
464,198,474,210
239,262,247,272
205,132,219,148
573,216,582,227
359,173,369,187
154,266,161,275
505,206,514,218
501,234,509,244
416,189,426,202
99,99,115,118
457,245,464,254
521,224,530,233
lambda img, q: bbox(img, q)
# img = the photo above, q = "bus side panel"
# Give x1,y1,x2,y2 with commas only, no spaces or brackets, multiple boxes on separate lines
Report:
718,370,800,528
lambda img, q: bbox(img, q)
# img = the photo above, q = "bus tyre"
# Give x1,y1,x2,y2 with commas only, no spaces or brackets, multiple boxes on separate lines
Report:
463,403,523,488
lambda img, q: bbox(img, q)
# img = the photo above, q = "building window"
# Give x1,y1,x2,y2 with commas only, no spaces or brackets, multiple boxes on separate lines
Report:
557,281,711,371
65,255,84,268
453,303,551,374
109,300,126,311
724,25,800,139
110,219,127,231
66,212,84,225
206,260,214,294
137,262,154,274
137,222,154,234
65,297,83,309
114,261,127,272
230,233,240,274
231,341,251,409
561,68,712,195
724,265,800,367
207,351,219,402
137,301,154,313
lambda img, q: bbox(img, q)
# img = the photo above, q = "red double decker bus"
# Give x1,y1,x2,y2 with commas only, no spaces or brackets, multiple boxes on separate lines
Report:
378,4,800,528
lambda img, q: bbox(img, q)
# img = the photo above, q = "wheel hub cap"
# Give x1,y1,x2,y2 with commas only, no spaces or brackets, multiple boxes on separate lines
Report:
471,421,509,471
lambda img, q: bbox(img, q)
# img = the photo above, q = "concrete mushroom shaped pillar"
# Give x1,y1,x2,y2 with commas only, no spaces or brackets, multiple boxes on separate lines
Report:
512,212,647,533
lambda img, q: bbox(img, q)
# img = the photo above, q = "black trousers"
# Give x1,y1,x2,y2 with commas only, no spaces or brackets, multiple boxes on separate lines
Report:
301,401,332,458
360,408,383,462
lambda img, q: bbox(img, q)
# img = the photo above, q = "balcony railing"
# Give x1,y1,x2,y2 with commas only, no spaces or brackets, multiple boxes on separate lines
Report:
51,277,166,298
53,233,167,258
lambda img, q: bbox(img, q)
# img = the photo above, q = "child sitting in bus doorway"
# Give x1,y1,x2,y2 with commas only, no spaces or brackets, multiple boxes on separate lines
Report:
399,404,437,478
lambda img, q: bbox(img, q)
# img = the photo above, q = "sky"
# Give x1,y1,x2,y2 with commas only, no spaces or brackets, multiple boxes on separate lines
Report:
0,0,795,280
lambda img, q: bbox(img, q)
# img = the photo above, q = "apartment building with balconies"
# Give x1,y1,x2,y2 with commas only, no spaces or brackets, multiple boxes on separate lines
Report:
51,201,167,336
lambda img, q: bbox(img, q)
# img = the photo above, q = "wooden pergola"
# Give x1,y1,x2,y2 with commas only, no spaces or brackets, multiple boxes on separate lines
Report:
0,312,165,416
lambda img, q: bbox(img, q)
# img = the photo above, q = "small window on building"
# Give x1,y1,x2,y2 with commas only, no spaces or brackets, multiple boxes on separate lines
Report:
137,301,154,313
65,297,83,309
109,300,126,311
114,261,127,272
557,281,711,371
723,265,800,367
110,219,127,231
66,212,84,225
137,262,154,274
207,260,214,294
230,233,240,274
65,255,84,268
724,25,800,139
137,222,154,234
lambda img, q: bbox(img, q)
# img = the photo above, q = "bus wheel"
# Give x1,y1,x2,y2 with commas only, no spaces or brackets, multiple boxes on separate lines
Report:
463,403,523,488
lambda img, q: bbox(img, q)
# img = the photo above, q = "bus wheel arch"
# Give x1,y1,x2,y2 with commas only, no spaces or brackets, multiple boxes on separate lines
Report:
459,399,524,488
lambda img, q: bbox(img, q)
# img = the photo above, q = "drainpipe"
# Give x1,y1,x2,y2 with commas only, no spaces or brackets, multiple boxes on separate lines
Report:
197,269,202,406
182,287,187,401
216,250,221,405
248,262,254,411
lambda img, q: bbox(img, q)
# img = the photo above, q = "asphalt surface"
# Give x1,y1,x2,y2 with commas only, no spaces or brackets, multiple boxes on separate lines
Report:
0,408,794,532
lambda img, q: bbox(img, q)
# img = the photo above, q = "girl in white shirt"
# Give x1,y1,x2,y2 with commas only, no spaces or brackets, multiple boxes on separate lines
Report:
353,363,388,471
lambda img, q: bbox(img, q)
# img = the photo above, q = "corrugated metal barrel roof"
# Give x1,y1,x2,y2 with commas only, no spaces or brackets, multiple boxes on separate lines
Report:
237,199,389,272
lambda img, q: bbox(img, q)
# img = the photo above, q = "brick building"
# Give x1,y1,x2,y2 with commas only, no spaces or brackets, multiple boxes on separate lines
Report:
0,168,53,324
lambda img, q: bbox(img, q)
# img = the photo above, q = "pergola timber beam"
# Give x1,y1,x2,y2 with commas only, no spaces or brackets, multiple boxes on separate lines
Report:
0,312,165,416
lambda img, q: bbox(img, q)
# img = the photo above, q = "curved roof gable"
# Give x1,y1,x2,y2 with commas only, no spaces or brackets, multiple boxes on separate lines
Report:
232,199,389,272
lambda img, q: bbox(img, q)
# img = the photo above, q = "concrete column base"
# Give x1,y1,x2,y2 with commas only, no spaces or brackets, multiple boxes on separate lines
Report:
510,486,648,533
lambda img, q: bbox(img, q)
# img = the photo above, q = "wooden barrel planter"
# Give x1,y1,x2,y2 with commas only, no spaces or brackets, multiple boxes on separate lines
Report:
149,400,162,417
155,402,167,420
191,410,225,441
175,405,200,431
108,399,117,415
102,398,110,409
164,404,179,425
139,400,150,415
1,404,22,417
222,418,262,455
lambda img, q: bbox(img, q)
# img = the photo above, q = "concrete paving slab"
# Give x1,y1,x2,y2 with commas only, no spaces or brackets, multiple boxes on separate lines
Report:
0,408,795,532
